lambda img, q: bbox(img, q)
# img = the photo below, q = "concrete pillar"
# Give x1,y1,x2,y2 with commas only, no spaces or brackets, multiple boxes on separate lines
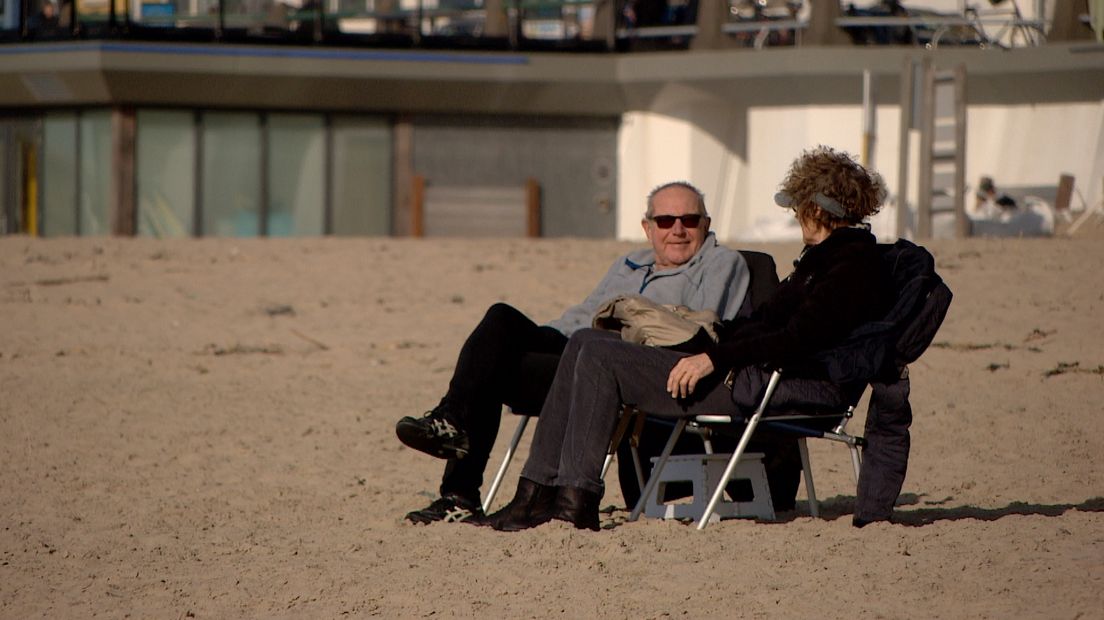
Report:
374,0,404,34
590,0,618,49
1048,0,1093,41
805,0,850,46
484,0,508,37
691,0,730,50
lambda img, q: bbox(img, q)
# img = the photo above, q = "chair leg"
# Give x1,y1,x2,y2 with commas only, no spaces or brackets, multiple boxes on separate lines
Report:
695,426,759,530
832,409,863,484
627,410,649,492
630,444,645,494
629,418,687,522
607,406,638,453
628,411,647,492
482,415,530,513
848,443,862,483
599,405,639,484
797,437,818,518
600,452,614,480
696,369,783,531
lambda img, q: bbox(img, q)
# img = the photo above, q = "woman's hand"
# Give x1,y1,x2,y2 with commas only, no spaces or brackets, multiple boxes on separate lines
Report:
666,353,715,399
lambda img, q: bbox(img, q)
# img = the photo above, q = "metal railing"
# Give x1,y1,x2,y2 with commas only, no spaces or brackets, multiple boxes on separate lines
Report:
3,0,1059,50
835,14,1046,48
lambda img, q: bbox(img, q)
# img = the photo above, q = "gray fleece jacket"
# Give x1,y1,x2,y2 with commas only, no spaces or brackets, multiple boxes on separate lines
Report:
546,233,749,336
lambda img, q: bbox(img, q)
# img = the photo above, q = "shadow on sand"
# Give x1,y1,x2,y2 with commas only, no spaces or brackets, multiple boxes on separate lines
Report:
790,494,1104,526
603,496,1104,529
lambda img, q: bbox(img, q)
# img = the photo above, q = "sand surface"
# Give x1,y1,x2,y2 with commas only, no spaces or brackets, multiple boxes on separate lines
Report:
2,234,1102,618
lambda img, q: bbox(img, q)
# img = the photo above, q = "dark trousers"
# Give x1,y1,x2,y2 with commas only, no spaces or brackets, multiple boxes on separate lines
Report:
439,303,568,501
521,329,801,507
521,329,740,495
854,372,913,522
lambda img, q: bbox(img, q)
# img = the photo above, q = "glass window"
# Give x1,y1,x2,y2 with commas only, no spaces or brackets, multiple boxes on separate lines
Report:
79,110,112,236
136,110,195,238
267,114,324,237
201,112,261,237
221,0,278,30
145,0,217,26
1,0,18,32
332,116,391,236
41,112,78,236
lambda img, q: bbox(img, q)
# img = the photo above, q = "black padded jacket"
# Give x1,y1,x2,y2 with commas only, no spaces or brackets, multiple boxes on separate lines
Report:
705,226,894,376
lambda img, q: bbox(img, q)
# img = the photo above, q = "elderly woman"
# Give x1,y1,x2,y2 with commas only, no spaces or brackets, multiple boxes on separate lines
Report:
486,146,895,532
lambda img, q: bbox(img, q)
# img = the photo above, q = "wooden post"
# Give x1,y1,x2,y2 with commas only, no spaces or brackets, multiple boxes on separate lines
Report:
525,177,541,238
111,107,136,236
22,143,38,236
1055,174,1075,212
392,115,413,236
411,174,425,237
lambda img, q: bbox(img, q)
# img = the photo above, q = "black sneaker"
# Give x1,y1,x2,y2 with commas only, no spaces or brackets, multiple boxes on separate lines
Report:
405,494,485,525
396,409,470,460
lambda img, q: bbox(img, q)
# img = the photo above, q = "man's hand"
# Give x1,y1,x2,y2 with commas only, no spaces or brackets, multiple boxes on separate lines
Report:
666,353,715,399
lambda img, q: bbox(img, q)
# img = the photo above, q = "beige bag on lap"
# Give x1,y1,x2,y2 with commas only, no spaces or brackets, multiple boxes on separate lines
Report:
592,294,719,348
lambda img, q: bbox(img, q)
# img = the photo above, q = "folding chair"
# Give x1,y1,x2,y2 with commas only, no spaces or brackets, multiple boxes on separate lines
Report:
483,404,630,512
612,250,781,508
482,249,779,513
629,239,953,529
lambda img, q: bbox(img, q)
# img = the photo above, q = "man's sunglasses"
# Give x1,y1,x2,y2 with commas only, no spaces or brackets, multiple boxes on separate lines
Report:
649,214,705,229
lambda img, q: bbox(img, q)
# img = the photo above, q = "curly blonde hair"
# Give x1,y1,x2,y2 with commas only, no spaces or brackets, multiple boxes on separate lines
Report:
778,146,887,226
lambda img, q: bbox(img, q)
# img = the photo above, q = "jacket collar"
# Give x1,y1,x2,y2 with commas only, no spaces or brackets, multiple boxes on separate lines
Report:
625,232,719,274
795,226,875,267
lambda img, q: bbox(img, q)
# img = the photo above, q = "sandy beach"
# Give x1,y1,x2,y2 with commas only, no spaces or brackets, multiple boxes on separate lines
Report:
2,233,1102,618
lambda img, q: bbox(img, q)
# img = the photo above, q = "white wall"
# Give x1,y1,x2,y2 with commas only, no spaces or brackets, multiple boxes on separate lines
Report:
617,111,746,237
850,0,1049,20
616,99,1104,242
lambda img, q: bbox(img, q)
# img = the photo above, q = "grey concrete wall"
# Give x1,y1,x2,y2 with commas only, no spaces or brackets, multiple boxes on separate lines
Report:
412,114,618,238
2,42,1101,113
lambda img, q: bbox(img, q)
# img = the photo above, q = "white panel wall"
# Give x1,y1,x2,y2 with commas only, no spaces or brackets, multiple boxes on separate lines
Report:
617,112,696,237
617,100,1104,242
967,102,1104,197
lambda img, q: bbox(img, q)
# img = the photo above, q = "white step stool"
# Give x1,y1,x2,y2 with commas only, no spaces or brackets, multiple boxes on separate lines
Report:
643,453,775,522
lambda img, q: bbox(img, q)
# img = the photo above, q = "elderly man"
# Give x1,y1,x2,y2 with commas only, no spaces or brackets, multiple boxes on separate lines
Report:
396,181,750,523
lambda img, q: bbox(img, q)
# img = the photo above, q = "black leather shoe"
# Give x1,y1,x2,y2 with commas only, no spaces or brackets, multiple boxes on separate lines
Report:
551,486,601,531
486,478,558,532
